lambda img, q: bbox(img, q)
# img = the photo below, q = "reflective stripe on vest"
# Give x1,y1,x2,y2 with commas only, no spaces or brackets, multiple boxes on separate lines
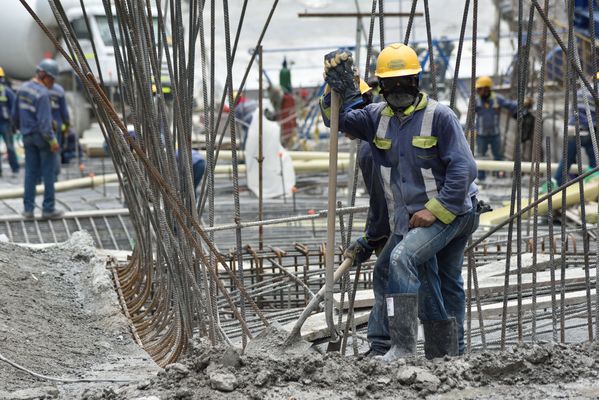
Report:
374,113,392,149
380,165,395,230
418,99,439,200
0,84,6,103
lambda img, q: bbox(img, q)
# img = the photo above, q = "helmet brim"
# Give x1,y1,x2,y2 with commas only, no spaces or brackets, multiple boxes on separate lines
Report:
375,68,422,79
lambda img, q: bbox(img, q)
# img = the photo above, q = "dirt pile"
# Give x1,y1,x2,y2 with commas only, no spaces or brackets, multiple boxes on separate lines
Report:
81,339,599,399
0,232,158,399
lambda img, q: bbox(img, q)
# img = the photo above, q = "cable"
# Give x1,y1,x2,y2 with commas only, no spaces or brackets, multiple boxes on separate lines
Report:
0,352,131,384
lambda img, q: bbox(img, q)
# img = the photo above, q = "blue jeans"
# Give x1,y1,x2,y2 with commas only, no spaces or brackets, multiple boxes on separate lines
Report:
367,235,437,353
476,135,503,180
387,203,479,354
0,120,19,173
554,134,597,185
23,132,56,213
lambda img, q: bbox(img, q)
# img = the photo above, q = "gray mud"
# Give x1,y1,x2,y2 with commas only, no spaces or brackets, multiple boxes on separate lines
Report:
0,232,159,399
1,235,599,399
81,338,599,400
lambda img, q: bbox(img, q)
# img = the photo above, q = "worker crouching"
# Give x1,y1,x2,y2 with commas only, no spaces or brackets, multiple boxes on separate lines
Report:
321,43,480,361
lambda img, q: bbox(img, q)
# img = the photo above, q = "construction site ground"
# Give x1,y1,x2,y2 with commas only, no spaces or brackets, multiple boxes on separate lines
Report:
0,233,598,399
0,157,597,398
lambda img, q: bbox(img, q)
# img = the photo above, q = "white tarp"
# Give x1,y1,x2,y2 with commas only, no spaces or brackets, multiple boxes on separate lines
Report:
245,109,296,198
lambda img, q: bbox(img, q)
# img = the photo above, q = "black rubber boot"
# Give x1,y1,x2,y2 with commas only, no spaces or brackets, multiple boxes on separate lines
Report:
422,317,459,360
377,293,418,362
363,347,387,358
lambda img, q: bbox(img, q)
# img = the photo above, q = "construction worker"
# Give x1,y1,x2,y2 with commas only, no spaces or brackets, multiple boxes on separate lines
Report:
322,43,480,361
553,74,598,186
321,80,395,355
278,58,297,148
0,67,19,176
176,147,206,196
474,76,525,180
13,59,63,219
49,79,70,176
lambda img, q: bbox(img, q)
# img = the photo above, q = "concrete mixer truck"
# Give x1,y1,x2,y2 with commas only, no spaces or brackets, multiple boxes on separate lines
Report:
0,0,171,134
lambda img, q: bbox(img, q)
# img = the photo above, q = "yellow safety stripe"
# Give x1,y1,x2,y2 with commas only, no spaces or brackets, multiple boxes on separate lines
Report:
412,136,438,148
425,197,456,224
403,93,428,116
381,106,394,117
373,137,392,150
319,96,331,121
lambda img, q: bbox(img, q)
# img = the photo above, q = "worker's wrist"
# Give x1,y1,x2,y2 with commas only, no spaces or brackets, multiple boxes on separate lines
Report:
424,198,456,224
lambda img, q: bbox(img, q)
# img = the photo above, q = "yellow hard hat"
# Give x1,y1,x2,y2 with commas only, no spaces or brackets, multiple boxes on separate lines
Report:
0,67,4,78
475,76,493,89
375,43,422,79
359,79,372,95
595,71,599,80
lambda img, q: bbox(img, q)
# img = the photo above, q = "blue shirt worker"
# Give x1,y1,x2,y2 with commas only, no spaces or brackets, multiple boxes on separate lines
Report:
0,67,19,175
553,76,598,185
189,149,206,196
12,59,63,219
49,82,70,169
474,76,523,180
322,79,397,356
173,147,206,196
322,43,479,361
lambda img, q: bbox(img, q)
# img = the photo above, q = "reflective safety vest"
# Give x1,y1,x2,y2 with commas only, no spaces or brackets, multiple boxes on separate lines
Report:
375,97,440,203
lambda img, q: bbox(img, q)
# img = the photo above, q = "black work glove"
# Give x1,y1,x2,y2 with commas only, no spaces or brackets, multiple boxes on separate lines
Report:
344,237,373,264
323,49,362,108
475,199,492,214
344,236,388,264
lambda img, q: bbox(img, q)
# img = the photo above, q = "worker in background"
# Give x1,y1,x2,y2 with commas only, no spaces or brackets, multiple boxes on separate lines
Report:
322,44,480,361
553,73,598,186
13,59,63,219
176,147,206,197
0,67,19,176
49,78,70,178
279,58,297,148
474,76,528,180
61,127,82,165
520,97,536,162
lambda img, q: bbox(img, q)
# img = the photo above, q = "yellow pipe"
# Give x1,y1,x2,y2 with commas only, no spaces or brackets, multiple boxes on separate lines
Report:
479,180,599,225
0,174,120,200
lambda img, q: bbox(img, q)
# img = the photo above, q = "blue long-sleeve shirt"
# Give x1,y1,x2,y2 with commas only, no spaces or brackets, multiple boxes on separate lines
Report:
0,83,15,123
475,92,518,136
12,80,54,140
323,93,478,235
49,83,70,131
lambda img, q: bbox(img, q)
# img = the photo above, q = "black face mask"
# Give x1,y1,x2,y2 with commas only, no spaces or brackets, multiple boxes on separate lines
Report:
383,85,420,110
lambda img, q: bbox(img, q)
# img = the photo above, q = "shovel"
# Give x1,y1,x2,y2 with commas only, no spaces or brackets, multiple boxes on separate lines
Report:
323,89,341,351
